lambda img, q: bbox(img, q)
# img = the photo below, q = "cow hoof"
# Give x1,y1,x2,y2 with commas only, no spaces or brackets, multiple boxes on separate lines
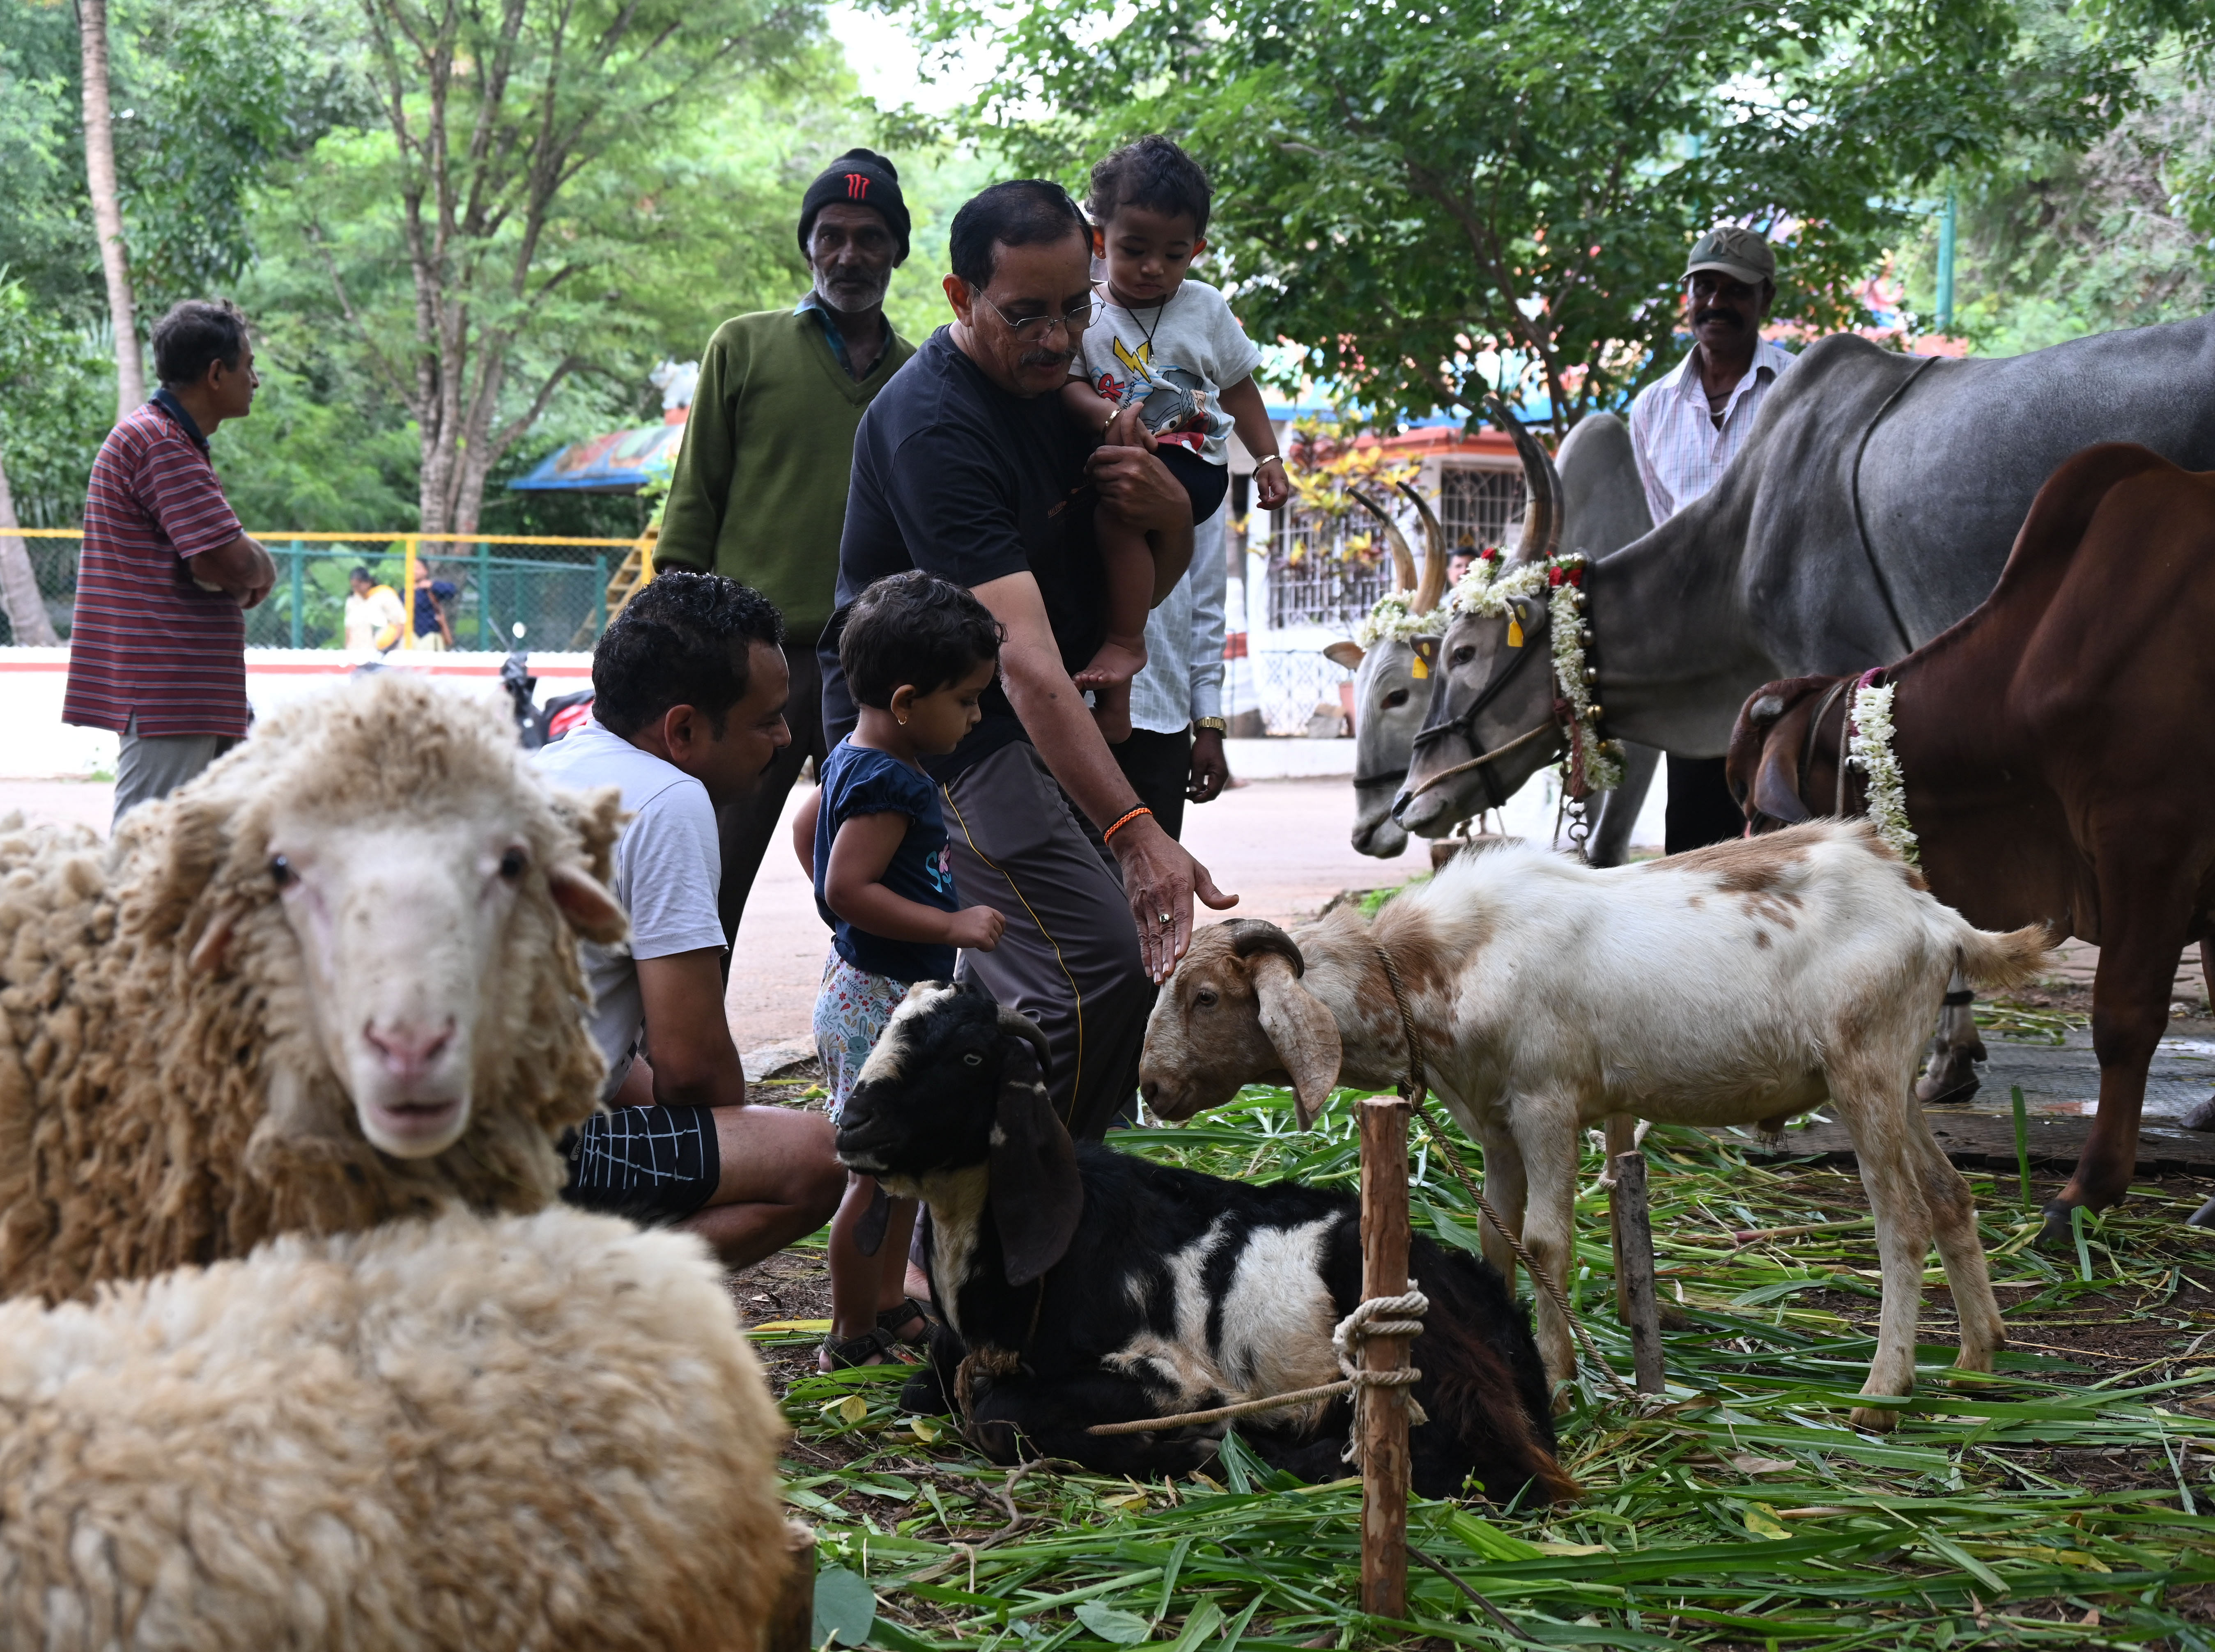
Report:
1849,1404,1902,1434
2179,1095,2215,1133
2187,1196,2215,1229
2035,1203,2079,1250
1915,1067,1981,1106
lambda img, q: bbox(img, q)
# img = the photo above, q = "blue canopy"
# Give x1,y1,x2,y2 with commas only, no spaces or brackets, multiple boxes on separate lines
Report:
509,421,684,493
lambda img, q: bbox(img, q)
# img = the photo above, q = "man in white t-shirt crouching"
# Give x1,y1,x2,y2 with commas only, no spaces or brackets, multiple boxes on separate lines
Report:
538,568,846,1270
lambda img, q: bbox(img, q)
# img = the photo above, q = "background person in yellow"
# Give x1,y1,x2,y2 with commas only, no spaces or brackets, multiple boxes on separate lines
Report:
343,565,404,652
656,148,919,947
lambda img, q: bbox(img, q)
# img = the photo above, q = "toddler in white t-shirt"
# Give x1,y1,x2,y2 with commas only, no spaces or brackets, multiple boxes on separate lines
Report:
1061,135,1292,742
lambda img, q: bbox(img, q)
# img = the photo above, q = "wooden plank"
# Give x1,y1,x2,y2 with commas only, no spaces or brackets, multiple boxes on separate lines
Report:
1358,1096,1412,1622
1712,1109,2215,1174
1611,1151,1667,1393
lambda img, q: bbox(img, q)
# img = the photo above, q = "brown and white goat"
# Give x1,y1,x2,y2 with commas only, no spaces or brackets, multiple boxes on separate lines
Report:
1139,822,2050,1429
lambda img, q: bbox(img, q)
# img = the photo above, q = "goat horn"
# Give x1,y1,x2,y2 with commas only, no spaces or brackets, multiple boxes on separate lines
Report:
1395,478,1450,614
1487,394,1562,565
1227,919,1307,977
1346,488,1418,594
995,1004,1052,1072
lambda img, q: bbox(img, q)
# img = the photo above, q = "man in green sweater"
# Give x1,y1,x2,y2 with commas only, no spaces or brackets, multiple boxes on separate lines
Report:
656,148,919,942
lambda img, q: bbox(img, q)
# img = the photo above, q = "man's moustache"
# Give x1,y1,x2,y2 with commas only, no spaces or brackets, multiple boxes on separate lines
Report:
1694,308,1742,327
1020,347,1075,369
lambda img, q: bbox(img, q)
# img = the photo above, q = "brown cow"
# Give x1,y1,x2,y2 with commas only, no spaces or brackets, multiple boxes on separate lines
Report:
1726,442,2215,1244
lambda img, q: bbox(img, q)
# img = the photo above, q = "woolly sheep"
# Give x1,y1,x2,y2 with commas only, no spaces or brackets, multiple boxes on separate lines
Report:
0,673,628,1303
0,1205,788,1651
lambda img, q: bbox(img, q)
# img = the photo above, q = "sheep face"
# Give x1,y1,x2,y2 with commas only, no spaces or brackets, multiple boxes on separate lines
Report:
1140,922,1344,1129
260,804,603,1158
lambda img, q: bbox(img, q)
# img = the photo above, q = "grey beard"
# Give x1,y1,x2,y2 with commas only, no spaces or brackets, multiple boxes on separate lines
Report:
813,270,890,314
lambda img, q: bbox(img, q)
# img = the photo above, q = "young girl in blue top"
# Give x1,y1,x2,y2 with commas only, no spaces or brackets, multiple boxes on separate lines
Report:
797,571,1006,1369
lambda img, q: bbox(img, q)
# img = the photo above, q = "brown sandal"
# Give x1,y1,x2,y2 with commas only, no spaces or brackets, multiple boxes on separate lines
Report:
877,1296,934,1346
818,1326,900,1370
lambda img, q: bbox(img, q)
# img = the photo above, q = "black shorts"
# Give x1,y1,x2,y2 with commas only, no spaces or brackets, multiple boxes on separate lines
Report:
1155,444,1230,525
559,1104,721,1224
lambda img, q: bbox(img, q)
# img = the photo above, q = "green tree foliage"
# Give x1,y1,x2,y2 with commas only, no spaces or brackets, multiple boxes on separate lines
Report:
914,0,2153,430
268,0,828,534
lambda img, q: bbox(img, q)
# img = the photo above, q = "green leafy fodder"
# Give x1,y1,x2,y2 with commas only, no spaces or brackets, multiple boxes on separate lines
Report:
770,1086,2215,1650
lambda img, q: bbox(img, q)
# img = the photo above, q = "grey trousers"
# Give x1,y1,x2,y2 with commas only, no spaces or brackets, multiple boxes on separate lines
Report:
113,715,237,828
939,741,1152,1141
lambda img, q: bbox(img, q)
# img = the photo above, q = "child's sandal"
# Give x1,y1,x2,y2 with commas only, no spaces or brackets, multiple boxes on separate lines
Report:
877,1296,934,1346
819,1326,900,1370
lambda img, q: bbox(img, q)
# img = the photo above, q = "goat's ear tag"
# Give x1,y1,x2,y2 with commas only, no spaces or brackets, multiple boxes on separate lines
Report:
1506,618,1525,649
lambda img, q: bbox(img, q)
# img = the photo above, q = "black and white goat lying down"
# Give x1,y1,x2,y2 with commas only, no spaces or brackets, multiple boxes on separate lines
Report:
834,984,1575,1504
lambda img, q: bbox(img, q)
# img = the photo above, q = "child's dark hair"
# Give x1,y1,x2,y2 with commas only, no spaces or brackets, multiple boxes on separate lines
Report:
593,568,784,737
1085,135,1212,239
841,572,1003,708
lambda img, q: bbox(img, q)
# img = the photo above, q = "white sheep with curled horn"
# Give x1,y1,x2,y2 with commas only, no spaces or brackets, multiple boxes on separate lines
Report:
0,671,629,1303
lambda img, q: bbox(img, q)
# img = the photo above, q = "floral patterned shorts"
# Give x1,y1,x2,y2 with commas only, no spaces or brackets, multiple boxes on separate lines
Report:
813,950,912,1122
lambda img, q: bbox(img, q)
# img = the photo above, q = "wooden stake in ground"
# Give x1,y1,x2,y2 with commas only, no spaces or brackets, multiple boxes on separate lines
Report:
1611,1150,1666,1393
1358,1095,1413,1620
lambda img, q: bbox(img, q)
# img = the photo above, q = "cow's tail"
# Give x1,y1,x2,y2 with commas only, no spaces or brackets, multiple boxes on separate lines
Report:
1949,921,2056,996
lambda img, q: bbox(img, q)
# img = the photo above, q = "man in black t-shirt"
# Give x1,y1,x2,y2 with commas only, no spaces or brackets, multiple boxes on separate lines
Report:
822,179,1236,1137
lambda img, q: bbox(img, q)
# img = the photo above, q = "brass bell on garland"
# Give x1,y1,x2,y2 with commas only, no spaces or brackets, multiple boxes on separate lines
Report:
1584,704,1605,723
1582,665,1599,684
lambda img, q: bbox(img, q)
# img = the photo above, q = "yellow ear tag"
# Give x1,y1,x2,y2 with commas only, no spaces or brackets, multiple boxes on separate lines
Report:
1506,618,1525,648
1411,656,1428,679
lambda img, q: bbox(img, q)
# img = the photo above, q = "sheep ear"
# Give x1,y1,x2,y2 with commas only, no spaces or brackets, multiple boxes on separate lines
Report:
989,1041,1083,1287
853,1180,892,1257
1250,954,1341,1129
550,783,627,888
547,863,628,945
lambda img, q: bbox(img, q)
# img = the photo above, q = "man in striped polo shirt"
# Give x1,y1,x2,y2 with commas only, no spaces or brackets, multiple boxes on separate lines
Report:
64,300,276,826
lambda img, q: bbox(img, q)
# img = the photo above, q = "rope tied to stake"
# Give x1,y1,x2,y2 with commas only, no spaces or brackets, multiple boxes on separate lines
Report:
1085,1291,1429,1440
1334,1287,1430,1464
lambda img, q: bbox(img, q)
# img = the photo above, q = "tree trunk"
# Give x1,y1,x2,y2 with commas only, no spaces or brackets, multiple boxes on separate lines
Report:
79,0,143,420
0,451,62,646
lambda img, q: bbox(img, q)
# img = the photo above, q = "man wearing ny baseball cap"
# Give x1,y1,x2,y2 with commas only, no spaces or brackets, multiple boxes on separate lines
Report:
1627,223,1799,851
658,148,919,945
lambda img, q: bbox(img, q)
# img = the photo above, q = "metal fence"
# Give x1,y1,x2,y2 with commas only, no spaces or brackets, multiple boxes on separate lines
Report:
0,529,637,650
1240,649,1356,737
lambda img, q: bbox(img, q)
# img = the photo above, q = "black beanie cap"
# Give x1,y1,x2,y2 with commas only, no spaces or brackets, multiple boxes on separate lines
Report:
798,148,911,266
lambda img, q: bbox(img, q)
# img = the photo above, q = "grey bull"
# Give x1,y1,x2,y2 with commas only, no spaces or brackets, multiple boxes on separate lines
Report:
1341,413,1659,863
1397,316,2215,1106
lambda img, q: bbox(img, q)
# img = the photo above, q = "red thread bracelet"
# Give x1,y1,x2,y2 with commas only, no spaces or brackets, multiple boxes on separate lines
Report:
1103,805,1152,844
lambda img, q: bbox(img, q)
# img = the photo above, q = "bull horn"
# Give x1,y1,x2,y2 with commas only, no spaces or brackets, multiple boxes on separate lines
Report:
1395,479,1450,614
995,1004,1053,1074
1487,394,1562,565
1228,918,1307,977
1347,488,1418,594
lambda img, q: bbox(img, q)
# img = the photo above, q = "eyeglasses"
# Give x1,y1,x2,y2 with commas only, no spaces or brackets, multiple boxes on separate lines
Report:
973,289,1093,342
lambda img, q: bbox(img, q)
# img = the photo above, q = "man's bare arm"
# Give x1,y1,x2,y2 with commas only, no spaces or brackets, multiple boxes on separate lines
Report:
972,570,1234,980
634,948,749,1111
186,534,277,608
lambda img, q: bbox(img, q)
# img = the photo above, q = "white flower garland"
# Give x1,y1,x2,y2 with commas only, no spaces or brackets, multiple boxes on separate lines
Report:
1441,551,1624,795
1353,590,1445,648
1846,680,1919,864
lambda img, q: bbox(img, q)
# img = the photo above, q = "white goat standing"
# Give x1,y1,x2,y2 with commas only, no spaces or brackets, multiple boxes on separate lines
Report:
1139,821,2050,1430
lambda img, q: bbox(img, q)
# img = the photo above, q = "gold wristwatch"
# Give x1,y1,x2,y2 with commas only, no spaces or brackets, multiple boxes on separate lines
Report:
1192,717,1228,734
